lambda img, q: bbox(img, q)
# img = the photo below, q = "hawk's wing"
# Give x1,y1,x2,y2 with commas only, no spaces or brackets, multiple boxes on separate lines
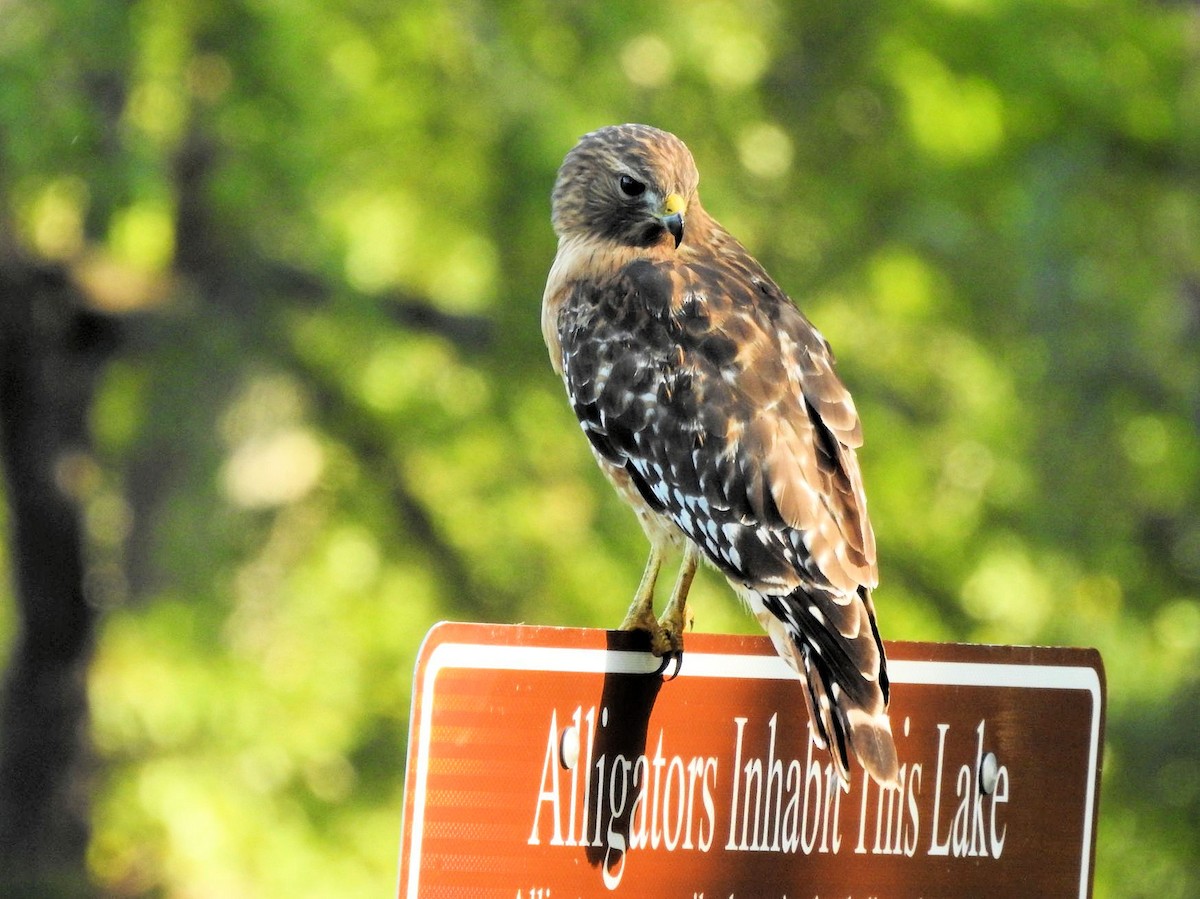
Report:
559,256,876,598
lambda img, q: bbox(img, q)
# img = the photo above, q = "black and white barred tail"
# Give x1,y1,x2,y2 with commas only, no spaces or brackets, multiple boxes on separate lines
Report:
755,586,899,787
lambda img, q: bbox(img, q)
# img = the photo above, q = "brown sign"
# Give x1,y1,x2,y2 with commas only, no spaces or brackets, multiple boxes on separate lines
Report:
397,623,1105,898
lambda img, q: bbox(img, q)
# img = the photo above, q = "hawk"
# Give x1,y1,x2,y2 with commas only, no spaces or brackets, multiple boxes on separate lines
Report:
542,124,898,786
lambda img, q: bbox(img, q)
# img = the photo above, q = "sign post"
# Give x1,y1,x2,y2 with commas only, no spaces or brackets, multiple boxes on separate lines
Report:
397,623,1105,898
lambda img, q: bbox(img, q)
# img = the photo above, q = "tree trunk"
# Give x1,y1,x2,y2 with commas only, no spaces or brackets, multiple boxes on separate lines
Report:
0,261,118,895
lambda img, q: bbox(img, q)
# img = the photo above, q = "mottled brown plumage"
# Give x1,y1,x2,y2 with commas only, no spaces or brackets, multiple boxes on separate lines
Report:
542,124,897,786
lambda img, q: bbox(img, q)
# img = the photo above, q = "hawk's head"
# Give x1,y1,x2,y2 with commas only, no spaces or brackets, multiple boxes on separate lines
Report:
551,124,700,250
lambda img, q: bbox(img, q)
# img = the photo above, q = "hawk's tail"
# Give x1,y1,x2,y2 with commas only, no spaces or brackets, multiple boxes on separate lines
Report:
757,586,899,788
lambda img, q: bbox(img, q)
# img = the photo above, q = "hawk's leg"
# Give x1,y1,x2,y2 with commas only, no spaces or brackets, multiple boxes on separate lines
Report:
619,544,664,636
656,542,700,656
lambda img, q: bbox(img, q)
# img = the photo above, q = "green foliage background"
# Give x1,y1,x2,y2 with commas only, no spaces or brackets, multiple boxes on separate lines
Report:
2,0,1198,895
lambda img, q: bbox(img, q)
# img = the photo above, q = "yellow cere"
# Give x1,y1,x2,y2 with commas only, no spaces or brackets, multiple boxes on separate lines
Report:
661,192,687,216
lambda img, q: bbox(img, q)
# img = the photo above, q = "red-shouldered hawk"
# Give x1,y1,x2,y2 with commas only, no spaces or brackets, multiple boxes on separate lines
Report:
542,124,897,786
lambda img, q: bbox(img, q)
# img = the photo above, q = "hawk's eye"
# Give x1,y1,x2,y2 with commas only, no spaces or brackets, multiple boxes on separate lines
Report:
619,175,646,197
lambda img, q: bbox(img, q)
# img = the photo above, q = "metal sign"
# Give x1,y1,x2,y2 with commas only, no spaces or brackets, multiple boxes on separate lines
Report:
397,623,1105,898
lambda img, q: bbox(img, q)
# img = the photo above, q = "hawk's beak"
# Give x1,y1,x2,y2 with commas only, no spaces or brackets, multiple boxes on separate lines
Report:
660,192,686,248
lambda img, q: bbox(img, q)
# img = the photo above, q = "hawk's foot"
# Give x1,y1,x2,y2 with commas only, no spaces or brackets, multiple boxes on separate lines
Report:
655,600,690,656
619,606,682,673
619,611,678,653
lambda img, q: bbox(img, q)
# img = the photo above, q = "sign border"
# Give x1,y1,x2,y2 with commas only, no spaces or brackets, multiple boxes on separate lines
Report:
397,623,1105,898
